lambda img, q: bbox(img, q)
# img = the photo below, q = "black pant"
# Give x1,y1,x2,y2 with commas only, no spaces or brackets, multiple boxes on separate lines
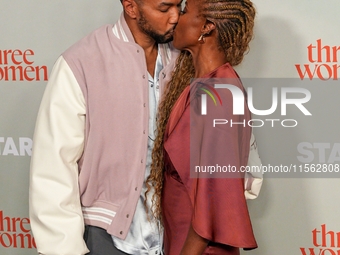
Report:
84,225,130,255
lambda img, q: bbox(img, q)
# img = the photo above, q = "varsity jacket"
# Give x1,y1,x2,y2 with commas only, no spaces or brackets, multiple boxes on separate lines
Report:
29,13,178,255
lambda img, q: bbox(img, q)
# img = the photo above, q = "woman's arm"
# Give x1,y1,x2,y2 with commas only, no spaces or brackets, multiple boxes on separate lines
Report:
180,224,209,255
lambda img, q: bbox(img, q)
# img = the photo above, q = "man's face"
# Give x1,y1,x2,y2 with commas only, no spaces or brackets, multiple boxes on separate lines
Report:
136,0,182,43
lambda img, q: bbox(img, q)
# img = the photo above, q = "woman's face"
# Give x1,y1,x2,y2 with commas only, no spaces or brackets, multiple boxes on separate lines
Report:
173,0,206,51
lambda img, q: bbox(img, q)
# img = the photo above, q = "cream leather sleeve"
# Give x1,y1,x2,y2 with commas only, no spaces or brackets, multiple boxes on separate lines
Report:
29,56,89,255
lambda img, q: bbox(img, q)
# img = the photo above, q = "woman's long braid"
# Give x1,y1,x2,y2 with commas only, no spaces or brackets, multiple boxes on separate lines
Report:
145,51,194,220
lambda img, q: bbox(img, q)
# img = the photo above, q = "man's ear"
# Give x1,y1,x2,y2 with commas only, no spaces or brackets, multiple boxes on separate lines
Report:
201,19,216,35
122,0,139,19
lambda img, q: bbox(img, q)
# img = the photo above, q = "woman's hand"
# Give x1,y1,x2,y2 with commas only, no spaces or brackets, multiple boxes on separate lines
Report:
180,224,209,255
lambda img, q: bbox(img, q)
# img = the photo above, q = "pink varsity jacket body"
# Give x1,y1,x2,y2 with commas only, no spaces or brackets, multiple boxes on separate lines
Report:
29,13,178,255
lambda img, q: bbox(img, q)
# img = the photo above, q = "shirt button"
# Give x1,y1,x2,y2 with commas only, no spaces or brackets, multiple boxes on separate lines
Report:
143,103,146,107
137,49,140,53
141,159,143,163
120,231,123,235
143,130,146,134
126,214,129,218
135,187,138,191
142,75,146,79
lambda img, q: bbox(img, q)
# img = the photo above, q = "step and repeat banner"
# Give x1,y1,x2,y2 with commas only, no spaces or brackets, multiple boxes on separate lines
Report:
0,0,339,254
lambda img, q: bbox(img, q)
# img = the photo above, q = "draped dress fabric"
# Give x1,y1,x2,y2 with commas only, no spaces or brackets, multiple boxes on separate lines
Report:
162,63,257,255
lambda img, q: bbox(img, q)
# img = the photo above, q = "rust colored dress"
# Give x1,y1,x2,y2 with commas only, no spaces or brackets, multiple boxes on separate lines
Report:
162,63,257,255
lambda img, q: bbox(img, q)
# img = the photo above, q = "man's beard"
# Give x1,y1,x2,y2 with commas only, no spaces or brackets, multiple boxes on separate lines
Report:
137,11,173,44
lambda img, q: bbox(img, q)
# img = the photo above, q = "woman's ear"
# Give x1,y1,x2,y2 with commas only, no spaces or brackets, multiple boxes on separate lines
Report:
201,19,216,35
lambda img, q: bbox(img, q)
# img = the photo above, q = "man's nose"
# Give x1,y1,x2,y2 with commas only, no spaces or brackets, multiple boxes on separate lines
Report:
169,8,180,24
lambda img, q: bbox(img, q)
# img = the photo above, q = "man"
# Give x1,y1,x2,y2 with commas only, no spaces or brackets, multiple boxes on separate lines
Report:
29,0,181,254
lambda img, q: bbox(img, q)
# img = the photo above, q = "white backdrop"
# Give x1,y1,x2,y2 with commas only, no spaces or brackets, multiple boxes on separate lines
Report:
1,0,339,254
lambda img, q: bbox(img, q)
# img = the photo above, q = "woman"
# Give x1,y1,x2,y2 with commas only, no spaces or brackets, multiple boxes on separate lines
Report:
146,0,257,254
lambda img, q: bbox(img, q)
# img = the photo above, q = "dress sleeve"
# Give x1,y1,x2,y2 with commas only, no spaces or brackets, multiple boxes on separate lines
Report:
165,81,257,249
29,56,89,255
188,83,257,249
